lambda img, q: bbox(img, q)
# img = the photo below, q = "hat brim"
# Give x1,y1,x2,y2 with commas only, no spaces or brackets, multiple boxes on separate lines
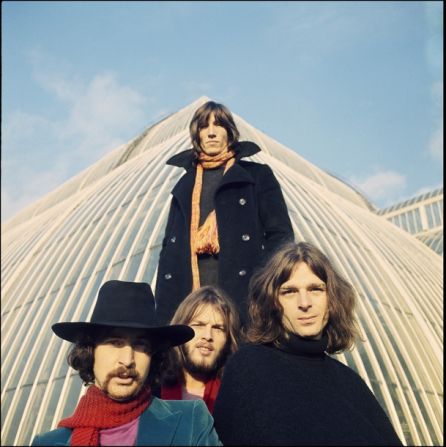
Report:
52,321,194,348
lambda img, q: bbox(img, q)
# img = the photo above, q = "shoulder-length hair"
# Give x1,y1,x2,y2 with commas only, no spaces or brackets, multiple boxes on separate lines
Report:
162,286,242,385
67,333,166,387
246,242,362,354
189,101,240,154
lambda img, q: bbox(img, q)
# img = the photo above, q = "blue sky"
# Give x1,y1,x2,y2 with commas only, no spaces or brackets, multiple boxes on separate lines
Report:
2,1,443,221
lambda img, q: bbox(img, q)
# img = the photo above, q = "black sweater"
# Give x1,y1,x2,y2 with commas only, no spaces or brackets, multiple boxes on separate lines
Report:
213,342,403,446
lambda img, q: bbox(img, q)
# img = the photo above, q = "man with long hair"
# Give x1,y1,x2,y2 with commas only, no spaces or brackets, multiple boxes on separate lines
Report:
32,280,221,446
159,286,241,414
213,242,402,446
155,100,293,326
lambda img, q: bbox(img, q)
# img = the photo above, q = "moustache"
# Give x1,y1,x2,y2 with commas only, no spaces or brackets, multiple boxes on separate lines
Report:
106,366,139,381
195,342,214,351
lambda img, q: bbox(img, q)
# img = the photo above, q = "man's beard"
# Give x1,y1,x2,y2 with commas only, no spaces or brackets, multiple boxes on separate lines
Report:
181,343,230,379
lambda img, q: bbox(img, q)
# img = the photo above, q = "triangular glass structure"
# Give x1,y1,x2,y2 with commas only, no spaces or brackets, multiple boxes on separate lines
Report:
1,97,442,446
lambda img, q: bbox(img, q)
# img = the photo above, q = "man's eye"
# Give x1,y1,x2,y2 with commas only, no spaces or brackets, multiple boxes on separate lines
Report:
134,343,151,352
309,287,326,294
280,289,296,295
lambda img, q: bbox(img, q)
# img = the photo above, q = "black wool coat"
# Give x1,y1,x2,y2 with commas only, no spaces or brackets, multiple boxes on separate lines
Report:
155,141,294,324
213,344,403,446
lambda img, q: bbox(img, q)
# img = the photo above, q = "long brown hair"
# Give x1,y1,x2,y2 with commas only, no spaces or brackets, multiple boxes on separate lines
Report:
162,286,242,385
247,242,362,354
189,101,240,154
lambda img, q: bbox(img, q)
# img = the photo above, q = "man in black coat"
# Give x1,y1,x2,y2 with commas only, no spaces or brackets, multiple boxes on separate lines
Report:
155,101,293,325
213,242,403,446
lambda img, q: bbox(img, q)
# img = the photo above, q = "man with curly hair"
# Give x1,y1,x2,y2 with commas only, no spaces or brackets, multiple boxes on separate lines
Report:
32,280,221,446
213,242,402,446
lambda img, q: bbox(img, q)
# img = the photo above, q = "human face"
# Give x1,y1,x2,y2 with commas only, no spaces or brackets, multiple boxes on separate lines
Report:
183,304,228,377
93,329,152,401
278,262,329,339
198,112,229,156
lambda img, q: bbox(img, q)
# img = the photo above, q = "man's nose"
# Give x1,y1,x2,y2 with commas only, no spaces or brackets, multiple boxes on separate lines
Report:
203,325,213,340
207,123,216,137
118,345,135,367
298,290,312,310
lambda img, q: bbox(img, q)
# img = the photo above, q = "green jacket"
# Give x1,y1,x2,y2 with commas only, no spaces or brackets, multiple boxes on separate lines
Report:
32,397,221,446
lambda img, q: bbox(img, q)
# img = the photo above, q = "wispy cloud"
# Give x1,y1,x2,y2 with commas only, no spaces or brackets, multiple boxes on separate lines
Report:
2,54,152,222
1,161,70,222
349,170,407,206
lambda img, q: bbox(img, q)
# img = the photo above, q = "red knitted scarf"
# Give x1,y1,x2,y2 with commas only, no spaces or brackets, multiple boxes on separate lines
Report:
161,377,221,414
58,385,152,446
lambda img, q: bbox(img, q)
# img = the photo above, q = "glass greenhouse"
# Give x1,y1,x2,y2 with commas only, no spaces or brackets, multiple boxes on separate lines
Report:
1,97,443,446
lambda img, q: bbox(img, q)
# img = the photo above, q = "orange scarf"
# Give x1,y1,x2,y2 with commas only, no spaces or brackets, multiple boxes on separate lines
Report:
190,149,235,290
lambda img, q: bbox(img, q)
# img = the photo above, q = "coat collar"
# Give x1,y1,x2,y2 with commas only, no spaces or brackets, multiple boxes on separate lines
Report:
42,398,183,446
170,155,256,221
136,397,182,445
166,141,261,169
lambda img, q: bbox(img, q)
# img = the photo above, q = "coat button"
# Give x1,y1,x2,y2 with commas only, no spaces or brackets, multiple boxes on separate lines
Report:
170,236,176,243
164,273,172,280
239,270,247,276
242,234,250,241
239,198,247,205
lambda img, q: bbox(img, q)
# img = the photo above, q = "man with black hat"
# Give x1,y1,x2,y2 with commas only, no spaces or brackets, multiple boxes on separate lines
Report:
32,280,221,446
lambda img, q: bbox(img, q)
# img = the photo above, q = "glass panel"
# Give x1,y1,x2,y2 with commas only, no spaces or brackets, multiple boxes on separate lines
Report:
78,270,106,322
3,385,32,445
426,391,442,445
432,201,441,226
424,204,434,228
406,210,415,234
15,382,47,446
39,377,64,435
1,389,14,428
5,296,53,389
109,258,125,279
141,244,162,284
123,251,144,279
23,284,75,384
60,373,84,419
400,213,409,232
413,208,422,233
387,383,414,446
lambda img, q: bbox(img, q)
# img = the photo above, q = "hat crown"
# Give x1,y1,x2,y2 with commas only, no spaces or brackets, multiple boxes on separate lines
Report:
91,280,158,328
52,280,194,347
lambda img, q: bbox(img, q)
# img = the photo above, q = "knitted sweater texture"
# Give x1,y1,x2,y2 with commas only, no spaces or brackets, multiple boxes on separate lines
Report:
213,343,403,446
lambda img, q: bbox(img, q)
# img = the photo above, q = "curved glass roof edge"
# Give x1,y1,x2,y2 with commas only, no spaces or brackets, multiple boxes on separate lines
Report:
378,187,443,215
4,97,380,229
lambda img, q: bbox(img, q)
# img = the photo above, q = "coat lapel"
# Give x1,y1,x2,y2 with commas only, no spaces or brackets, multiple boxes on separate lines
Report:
136,398,182,446
171,169,195,222
170,162,255,220
217,163,255,190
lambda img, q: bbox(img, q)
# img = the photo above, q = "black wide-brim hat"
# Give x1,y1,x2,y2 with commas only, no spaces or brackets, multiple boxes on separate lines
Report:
52,280,194,348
